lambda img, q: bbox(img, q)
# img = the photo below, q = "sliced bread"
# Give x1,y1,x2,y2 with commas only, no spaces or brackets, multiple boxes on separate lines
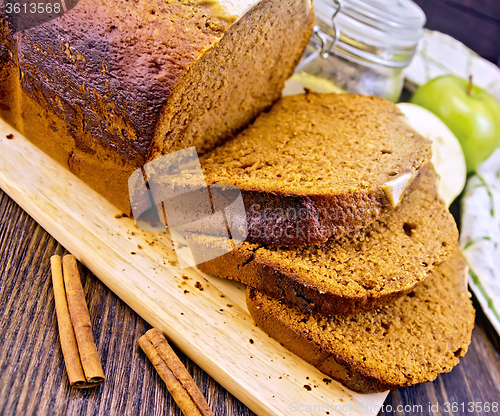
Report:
200,92,432,246
195,165,458,315
247,248,475,393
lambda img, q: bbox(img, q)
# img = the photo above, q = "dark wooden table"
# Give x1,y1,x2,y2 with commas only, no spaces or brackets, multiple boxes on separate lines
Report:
1,188,500,416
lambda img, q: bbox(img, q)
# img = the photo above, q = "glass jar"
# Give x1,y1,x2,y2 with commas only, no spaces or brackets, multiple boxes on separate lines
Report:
296,0,426,102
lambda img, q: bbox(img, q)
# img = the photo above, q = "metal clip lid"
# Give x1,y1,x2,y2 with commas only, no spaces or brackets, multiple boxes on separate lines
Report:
295,0,341,73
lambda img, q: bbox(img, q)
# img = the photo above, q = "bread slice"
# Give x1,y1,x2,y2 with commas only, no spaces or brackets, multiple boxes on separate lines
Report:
200,92,432,246
247,249,475,393
0,0,314,214
195,165,458,315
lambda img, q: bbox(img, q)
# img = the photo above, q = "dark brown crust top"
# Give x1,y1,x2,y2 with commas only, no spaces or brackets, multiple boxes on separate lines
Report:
247,249,475,393
6,0,231,165
196,165,459,316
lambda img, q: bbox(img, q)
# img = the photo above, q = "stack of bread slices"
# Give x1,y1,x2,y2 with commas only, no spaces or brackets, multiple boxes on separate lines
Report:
193,91,475,393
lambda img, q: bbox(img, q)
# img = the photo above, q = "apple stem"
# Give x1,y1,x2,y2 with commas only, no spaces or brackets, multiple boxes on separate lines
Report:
468,75,473,96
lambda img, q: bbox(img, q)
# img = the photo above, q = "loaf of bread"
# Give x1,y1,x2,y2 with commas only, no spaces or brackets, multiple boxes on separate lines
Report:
0,0,314,213
247,248,475,393
200,92,432,246
194,165,458,315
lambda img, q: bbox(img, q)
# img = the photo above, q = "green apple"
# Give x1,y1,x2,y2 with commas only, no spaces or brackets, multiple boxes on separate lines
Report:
397,103,466,206
410,75,500,173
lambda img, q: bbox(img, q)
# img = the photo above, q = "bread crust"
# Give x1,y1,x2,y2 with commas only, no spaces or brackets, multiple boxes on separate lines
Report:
241,187,388,246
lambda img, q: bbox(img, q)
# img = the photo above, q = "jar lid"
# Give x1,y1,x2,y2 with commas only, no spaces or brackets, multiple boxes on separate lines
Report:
341,0,426,42
313,0,426,66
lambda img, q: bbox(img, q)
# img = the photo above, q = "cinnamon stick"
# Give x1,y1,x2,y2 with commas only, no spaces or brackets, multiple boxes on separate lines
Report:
51,255,87,387
51,254,104,388
139,328,214,416
62,254,104,386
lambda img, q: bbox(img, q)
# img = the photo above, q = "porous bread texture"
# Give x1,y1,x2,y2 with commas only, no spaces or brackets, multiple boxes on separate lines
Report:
200,92,432,246
195,165,459,316
247,249,475,393
0,0,314,213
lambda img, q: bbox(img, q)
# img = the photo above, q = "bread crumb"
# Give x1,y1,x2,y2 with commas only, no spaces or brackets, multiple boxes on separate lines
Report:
131,252,136,255
323,378,332,385
137,244,142,249
182,275,189,280
303,385,311,391
6,133,13,139
195,282,203,291
184,290,189,294
226,304,233,308
249,339,254,344
115,214,122,218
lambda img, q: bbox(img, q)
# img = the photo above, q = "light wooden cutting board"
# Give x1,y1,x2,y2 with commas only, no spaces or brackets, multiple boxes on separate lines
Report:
0,119,388,416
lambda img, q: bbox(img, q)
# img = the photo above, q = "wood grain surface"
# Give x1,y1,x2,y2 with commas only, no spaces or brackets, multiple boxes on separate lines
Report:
2,192,500,416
